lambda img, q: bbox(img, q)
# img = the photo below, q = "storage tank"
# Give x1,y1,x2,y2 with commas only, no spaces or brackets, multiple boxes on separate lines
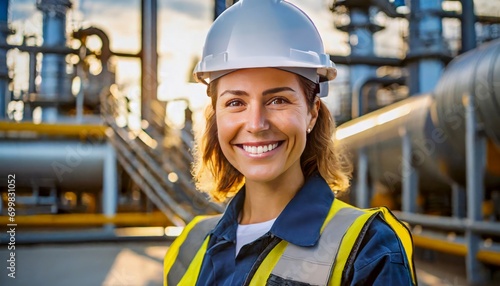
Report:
337,39,500,196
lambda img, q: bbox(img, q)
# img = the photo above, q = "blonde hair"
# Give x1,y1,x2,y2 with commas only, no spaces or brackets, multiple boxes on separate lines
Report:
192,75,352,203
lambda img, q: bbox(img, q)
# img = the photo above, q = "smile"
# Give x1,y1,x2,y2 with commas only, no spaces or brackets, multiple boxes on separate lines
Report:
241,142,281,155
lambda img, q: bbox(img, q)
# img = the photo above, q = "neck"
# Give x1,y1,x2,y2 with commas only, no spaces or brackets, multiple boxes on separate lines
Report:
239,166,305,225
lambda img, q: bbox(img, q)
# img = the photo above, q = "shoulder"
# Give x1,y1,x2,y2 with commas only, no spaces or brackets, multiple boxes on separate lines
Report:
183,215,221,242
166,215,221,259
343,215,413,285
356,216,405,265
164,216,221,272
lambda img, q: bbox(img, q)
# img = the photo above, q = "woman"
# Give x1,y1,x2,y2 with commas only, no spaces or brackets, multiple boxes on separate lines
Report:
164,0,416,285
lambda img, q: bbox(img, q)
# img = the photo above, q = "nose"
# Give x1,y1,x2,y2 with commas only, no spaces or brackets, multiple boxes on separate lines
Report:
246,103,270,133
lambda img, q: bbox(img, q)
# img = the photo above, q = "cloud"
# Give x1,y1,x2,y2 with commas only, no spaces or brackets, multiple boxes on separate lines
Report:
161,0,211,20
9,0,38,22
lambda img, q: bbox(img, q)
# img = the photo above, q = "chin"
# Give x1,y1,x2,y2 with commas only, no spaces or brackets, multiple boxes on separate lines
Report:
239,168,282,184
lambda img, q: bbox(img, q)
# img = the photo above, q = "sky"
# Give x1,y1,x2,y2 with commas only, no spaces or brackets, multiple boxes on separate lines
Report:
6,0,500,124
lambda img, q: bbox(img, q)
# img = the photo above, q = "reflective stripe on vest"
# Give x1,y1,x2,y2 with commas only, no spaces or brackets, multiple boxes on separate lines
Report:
249,199,376,286
164,215,221,286
269,206,365,285
377,207,416,284
263,202,416,286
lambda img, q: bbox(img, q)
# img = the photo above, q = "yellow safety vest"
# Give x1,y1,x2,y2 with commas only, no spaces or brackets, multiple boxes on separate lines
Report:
164,199,416,285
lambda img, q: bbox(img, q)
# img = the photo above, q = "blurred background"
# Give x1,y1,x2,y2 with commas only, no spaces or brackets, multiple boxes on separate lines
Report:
0,0,499,285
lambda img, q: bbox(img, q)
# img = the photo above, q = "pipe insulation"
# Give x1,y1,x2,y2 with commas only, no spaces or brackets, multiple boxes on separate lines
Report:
433,38,500,185
0,140,106,191
337,39,500,193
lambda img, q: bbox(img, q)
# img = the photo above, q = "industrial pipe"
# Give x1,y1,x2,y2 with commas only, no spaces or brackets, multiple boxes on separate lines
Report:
351,76,406,118
73,26,116,108
37,0,73,122
337,39,500,197
0,140,107,191
0,228,171,244
330,55,403,67
73,27,112,65
433,38,500,186
412,233,500,266
0,212,172,227
371,0,406,18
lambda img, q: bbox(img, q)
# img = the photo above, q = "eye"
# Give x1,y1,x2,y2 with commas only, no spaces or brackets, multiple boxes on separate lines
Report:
226,99,245,107
269,97,289,105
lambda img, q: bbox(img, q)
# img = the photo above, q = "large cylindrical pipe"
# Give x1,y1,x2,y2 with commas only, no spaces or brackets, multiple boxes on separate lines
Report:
337,95,454,194
337,40,500,196
433,38,500,185
36,0,72,122
0,140,106,191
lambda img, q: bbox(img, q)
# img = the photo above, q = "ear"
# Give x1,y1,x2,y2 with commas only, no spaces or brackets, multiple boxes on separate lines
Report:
308,96,321,130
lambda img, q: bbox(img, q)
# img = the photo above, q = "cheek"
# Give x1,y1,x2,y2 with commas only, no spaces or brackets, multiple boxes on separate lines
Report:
215,115,225,142
216,112,235,146
280,108,311,130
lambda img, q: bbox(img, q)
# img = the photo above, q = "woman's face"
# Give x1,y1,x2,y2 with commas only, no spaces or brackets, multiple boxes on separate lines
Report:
215,68,319,185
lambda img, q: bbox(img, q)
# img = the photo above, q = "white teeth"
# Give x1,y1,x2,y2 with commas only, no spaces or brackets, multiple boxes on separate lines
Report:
243,143,279,155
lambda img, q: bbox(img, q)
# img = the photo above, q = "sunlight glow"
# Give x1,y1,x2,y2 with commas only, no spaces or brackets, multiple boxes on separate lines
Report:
72,76,81,96
165,226,184,237
336,105,411,140
168,172,179,183
32,106,42,124
103,248,164,286
138,130,158,149
115,227,165,237
336,119,377,140
376,105,411,125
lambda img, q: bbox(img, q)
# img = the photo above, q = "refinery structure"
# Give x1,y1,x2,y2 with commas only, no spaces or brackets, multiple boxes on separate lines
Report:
0,0,499,284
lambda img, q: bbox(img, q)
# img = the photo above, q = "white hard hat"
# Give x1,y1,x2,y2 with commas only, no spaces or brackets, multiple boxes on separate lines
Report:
194,0,337,97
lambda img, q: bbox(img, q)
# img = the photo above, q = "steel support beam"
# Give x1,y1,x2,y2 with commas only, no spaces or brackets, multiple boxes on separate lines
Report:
407,0,447,95
102,142,118,230
395,212,500,235
452,183,466,218
356,147,370,208
0,0,10,120
464,92,488,284
460,0,477,53
402,129,419,213
140,0,159,125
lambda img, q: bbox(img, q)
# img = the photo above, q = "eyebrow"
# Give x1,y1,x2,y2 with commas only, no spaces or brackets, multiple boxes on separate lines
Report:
219,87,296,98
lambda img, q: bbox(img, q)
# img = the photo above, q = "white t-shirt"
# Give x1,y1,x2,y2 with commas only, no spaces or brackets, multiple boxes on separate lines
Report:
236,218,277,256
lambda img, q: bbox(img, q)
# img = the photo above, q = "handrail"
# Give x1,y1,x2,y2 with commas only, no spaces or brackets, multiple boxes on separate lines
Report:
100,92,224,225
